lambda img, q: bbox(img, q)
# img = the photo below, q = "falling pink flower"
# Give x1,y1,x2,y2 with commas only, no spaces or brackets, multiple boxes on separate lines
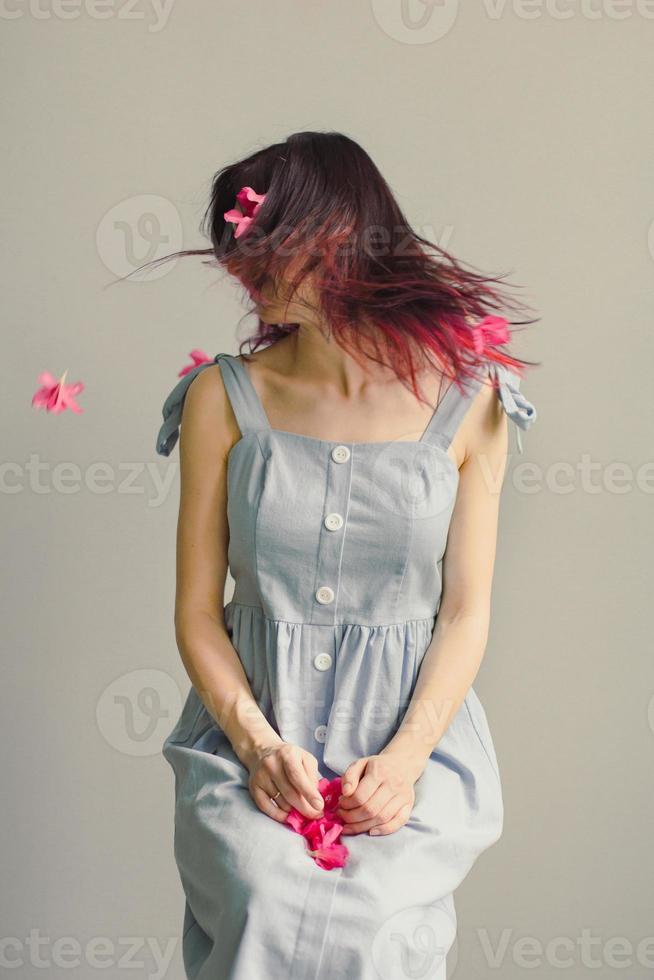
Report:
224,185,266,239
285,776,350,870
471,315,510,355
178,349,213,378
31,370,84,414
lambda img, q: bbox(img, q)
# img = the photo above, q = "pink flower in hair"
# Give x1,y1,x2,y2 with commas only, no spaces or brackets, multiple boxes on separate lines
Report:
471,315,510,355
224,186,266,239
31,370,84,414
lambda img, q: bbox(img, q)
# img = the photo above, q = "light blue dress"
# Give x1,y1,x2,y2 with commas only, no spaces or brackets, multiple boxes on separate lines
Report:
156,351,537,980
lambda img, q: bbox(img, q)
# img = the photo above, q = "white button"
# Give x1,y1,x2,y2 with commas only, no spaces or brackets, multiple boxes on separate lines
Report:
315,586,334,604
314,724,328,743
313,653,332,671
331,445,350,463
324,512,344,531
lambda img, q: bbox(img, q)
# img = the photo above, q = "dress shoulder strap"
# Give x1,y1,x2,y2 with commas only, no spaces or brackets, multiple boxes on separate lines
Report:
420,361,537,455
155,353,269,457
215,353,270,435
421,371,486,452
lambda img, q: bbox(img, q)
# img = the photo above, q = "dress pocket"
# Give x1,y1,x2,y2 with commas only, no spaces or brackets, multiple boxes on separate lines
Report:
165,687,208,746
463,688,501,783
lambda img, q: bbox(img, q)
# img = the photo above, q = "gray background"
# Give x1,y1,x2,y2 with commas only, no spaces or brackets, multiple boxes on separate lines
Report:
3,2,653,978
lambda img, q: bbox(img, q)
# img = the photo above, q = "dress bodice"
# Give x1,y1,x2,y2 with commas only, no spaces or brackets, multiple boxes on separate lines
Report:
156,353,536,628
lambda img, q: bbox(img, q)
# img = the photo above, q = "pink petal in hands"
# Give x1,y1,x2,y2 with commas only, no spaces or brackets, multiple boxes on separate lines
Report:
284,776,350,870
305,819,349,870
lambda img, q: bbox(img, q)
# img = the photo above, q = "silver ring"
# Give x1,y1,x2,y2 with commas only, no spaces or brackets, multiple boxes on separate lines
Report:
271,790,281,805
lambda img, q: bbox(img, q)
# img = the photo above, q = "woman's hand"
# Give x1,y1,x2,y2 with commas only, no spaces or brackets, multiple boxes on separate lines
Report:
336,750,427,836
245,741,326,824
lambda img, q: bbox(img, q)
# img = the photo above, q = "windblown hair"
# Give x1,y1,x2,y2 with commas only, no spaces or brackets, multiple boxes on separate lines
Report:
136,130,539,400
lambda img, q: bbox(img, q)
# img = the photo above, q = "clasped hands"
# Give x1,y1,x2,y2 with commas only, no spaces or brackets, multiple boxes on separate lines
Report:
246,740,428,836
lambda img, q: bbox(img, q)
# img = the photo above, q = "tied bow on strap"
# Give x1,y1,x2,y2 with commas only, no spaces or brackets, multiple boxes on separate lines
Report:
489,362,537,455
155,356,219,457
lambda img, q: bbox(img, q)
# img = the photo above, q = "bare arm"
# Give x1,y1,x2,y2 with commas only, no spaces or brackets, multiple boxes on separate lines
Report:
336,376,509,835
173,365,280,765
382,377,509,776
172,365,325,819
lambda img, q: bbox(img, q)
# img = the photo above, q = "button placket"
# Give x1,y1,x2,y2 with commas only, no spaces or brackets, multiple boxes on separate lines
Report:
324,512,344,531
310,445,353,626
306,631,336,754
313,724,328,743
331,445,350,464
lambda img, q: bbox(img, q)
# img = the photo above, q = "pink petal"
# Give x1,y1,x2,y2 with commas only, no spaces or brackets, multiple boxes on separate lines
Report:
179,350,212,377
237,187,266,215
32,374,85,415
233,216,253,239
285,809,308,834
473,315,510,352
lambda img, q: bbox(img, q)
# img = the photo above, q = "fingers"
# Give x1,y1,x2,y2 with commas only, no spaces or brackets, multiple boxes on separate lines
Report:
340,757,367,797
280,750,324,813
255,746,324,819
341,799,412,836
338,784,394,831
368,803,413,836
257,770,291,813
338,769,381,811
251,786,291,823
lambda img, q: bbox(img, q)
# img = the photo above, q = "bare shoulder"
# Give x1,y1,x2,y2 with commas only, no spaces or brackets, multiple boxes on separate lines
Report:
179,363,240,460
455,370,508,466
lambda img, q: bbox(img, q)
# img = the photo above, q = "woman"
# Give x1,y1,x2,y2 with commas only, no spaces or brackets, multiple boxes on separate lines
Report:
155,131,537,980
